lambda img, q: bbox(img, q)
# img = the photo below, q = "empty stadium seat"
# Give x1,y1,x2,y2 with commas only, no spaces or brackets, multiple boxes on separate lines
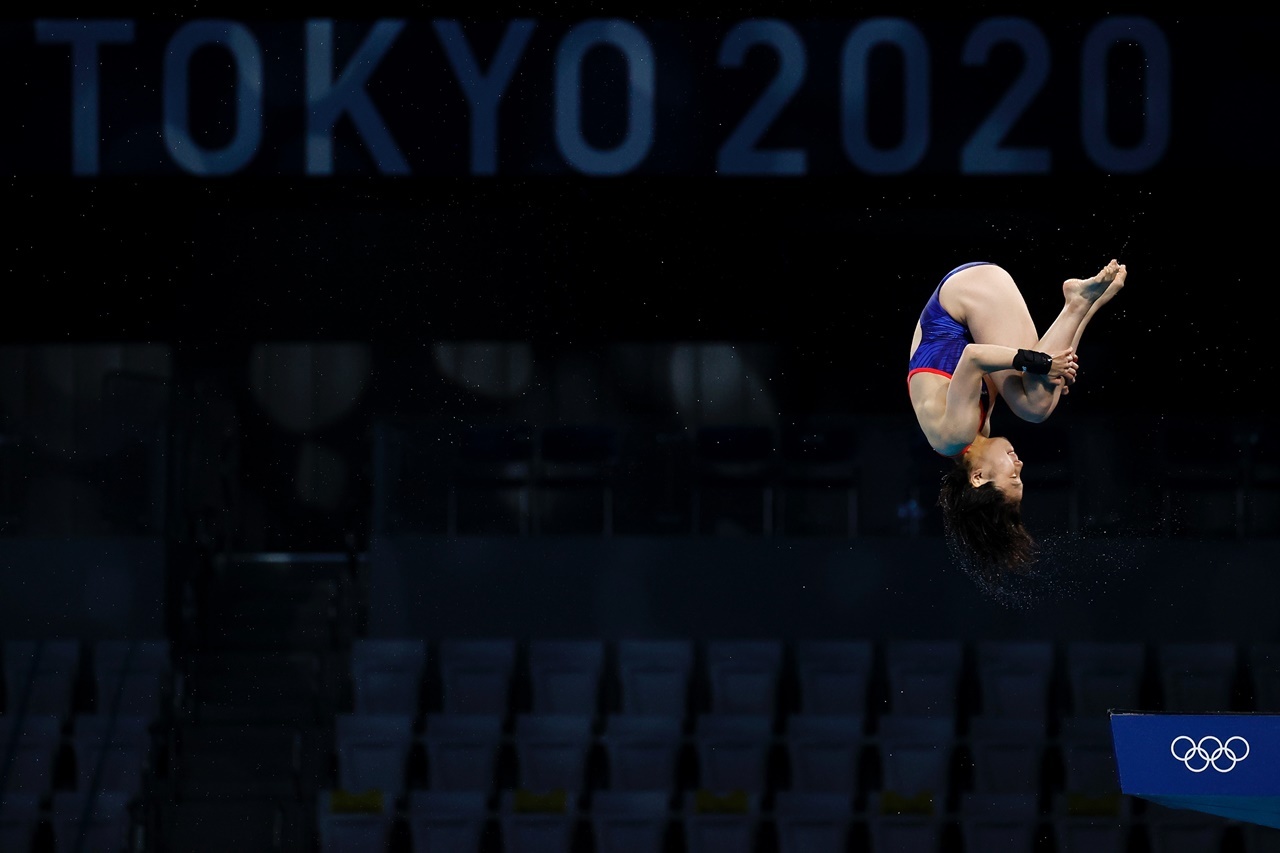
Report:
704,640,783,717
682,789,760,853
590,790,671,853
974,640,1055,720
773,791,853,853
71,713,152,798
783,714,864,793
51,790,132,853
349,639,426,717
1143,802,1229,853
1158,642,1238,712
1057,716,1121,797
958,792,1039,853
966,715,1047,795
498,788,578,853
693,713,773,794
0,713,62,795
406,790,488,853
1065,642,1146,717
615,640,694,718
92,639,170,718
512,713,594,794
334,713,414,800
792,640,873,716
884,640,964,718
437,639,517,716
1051,792,1131,853
0,792,40,853
315,789,394,853
421,712,504,792
866,791,943,853
4,640,81,719
526,639,605,716
874,714,955,809
599,713,683,792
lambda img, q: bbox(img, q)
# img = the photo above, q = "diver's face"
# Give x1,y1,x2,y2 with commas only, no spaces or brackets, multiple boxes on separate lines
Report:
969,437,1024,502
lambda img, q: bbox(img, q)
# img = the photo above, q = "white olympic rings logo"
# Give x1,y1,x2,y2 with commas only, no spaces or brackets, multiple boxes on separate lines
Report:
1170,736,1250,773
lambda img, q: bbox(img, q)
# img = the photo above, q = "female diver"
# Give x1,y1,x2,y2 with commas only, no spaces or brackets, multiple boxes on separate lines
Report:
907,258,1127,580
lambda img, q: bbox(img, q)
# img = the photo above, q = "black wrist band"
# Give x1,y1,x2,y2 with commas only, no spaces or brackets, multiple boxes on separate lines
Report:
1012,349,1052,374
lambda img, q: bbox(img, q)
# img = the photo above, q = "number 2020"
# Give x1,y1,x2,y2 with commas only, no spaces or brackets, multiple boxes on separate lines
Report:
716,16,1170,176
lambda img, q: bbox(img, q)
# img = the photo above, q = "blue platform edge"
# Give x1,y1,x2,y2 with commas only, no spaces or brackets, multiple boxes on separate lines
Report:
1110,711,1280,829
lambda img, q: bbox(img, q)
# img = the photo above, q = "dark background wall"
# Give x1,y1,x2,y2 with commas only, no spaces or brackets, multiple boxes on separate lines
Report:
1,1,1277,616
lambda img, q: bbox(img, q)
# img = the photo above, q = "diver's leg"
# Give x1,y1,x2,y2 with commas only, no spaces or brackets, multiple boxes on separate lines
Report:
943,260,1125,421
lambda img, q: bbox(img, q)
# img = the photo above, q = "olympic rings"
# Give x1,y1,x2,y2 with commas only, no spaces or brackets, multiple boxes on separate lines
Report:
1170,735,1250,773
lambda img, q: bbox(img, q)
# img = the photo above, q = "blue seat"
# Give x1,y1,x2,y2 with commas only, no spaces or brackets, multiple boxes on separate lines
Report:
1057,716,1121,797
499,788,578,853
682,789,760,853
316,789,393,853
51,791,132,853
1065,642,1146,717
421,712,503,792
599,713,683,792
1143,802,1230,853
704,640,783,716
349,639,425,717
0,713,62,796
1051,793,1131,853
615,640,693,718
958,793,1039,853
513,713,594,794
784,714,864,793
436,639,516,716
0,792,40,853
884,640,964,718
526,639,605,716
793,640,873,716
974,640,1055,720
1158,642,1238,712
406,791,488,853
966,715,1047,795
866,790,944,851
5,640,81,718
774,792,853,853
334,713,414,800
693,713,773,794
590,790,671,853
874,714,956,808
93,639,170,718
71,714,153,798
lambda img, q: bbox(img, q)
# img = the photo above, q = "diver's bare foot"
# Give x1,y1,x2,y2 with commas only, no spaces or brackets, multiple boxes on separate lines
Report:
1092,263,1126,311
1063,259,1124,305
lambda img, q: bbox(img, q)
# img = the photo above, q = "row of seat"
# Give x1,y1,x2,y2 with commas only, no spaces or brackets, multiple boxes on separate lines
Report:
340,638,1279,723
312,790,1280,853
0,790,134,853
0,639,171,720
325,709,1119,804
0,713,155,800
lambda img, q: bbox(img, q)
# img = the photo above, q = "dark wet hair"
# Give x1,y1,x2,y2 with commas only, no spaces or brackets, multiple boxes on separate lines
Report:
937,456,1038,592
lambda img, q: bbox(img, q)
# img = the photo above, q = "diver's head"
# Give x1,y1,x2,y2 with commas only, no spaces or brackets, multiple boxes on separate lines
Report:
938,434,1036,576
963,434,1024,503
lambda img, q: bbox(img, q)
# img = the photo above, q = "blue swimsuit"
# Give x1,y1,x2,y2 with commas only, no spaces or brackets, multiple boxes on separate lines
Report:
908,262,992,454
